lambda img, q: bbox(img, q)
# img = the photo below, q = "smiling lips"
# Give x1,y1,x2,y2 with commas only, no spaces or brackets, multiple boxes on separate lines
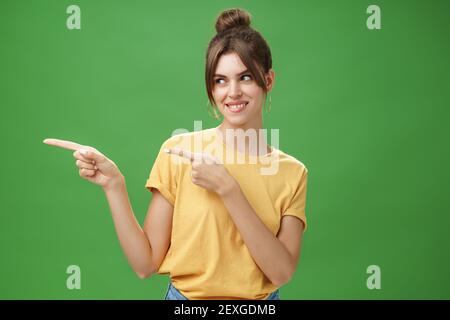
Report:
225,101,248,113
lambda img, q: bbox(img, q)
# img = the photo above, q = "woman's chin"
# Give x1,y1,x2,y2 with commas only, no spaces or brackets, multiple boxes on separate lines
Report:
223,117,250,128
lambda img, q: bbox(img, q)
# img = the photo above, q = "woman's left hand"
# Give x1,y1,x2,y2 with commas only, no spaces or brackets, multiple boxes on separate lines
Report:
164,147,236,196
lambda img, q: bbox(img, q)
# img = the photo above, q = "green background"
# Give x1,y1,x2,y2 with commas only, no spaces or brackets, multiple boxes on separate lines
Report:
1,0,449,299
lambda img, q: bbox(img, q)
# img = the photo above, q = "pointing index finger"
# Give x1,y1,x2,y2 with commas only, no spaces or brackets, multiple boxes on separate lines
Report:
43,138,84,152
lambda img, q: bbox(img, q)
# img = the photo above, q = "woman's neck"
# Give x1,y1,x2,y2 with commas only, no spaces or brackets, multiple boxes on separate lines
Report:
216,120,272,156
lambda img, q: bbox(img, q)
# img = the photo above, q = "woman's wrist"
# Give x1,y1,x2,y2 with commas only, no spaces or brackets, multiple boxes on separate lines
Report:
103,174,126,193
217,174,238,197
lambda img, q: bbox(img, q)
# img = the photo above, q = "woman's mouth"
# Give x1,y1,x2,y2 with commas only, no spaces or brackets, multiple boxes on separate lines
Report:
225,101,248,113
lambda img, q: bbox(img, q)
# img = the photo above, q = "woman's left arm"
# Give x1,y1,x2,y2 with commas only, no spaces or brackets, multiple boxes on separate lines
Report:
164,147,305,287
219,179,304,287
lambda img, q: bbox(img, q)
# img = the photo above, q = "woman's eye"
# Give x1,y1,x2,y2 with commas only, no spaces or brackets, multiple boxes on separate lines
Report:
241,74,252,81
215,78,225,84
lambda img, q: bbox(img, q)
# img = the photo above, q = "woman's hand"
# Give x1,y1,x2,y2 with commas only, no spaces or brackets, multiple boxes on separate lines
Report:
164,147,236,196
43,138,124,191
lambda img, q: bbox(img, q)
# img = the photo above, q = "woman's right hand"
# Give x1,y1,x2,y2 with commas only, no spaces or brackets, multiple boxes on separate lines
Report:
43,138,124,191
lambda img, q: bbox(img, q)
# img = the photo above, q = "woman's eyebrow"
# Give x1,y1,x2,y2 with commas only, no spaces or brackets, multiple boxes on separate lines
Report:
214,69,249,77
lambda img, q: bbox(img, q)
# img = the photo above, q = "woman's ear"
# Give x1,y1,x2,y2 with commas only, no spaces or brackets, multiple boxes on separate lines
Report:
265,69,275,92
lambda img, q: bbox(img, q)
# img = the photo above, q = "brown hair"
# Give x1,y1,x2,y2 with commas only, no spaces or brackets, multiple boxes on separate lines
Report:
205,8,273,111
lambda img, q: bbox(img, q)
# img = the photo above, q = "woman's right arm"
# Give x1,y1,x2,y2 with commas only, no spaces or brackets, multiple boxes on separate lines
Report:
43,138,173,279
104,181,173,279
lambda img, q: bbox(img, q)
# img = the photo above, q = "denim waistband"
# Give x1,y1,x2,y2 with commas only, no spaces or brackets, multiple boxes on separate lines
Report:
164,282,280,300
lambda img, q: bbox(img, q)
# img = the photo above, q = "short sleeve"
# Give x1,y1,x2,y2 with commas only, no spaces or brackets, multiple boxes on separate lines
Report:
282,167,308,231
144,140,178,206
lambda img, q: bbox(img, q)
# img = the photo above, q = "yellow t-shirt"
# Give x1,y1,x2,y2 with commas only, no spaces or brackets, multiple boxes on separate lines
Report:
145,128,308,299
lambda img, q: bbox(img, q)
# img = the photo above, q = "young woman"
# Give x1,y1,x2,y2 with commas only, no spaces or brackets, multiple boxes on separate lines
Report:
43,8,308,300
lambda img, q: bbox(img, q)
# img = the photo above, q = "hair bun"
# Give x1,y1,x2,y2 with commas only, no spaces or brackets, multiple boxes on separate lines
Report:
215,8,251,33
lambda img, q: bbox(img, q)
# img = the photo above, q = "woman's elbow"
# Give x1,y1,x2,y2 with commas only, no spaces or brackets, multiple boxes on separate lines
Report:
136,267,156,280
136,270,154,279
270,273,292,287
270,265,295,287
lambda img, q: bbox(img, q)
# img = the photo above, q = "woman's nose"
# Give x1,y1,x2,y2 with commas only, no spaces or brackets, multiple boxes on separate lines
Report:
228,81,242,98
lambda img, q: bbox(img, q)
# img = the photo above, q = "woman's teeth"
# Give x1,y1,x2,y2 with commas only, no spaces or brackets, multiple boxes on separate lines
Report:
226,103,247,112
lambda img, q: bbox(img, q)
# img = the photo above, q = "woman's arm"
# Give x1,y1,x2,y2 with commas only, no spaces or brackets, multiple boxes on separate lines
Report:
218,180,304,287
43,138,173,279
163,147,304,287
104,181,173,279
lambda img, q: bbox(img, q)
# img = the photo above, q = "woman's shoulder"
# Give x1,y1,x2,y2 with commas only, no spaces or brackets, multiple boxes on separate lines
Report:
274,148,308,175
160,128,216,149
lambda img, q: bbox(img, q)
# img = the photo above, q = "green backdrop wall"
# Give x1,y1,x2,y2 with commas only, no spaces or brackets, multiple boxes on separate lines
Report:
1,0,449,299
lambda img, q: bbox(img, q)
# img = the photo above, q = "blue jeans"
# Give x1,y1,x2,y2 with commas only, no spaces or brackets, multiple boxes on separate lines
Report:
164,282,280,300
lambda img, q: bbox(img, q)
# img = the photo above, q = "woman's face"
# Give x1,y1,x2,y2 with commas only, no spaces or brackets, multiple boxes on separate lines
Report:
212,52,274,129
